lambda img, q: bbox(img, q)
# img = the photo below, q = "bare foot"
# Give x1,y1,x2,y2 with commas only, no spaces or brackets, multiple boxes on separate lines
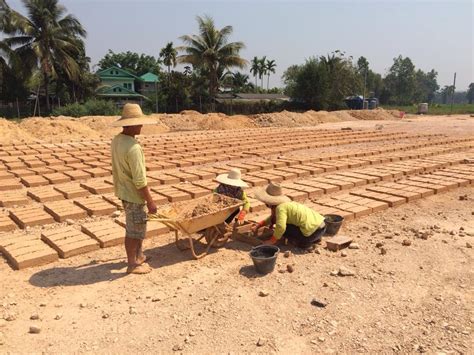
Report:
126,263,152,274
136,255,148,265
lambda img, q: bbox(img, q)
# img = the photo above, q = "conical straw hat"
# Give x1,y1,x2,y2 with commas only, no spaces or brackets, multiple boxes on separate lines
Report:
254,182,291,206
216,168,248,187
111,103,157,127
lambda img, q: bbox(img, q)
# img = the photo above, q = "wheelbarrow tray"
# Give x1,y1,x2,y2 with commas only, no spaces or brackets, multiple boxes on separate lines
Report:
155,194,243,234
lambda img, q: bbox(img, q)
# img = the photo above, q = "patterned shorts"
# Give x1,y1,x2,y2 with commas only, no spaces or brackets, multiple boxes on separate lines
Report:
122,201,147,240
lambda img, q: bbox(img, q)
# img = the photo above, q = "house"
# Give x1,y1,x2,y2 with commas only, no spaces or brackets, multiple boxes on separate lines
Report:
96,66,159,106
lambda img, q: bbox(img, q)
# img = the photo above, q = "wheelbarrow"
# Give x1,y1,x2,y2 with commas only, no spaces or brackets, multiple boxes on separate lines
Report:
147,194,245,259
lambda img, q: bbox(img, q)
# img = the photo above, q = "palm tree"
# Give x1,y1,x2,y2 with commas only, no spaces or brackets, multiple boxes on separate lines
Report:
231,72,250,92
177,15,247,109
159,42,177,75
250,56,259,90
257,56,266,89
1,0,86,112
183,65,192,76
467,83,474,104
265,59,276,90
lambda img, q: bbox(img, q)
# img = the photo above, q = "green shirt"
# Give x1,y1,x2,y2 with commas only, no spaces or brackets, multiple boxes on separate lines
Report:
266,202,325,239
111,133,147,204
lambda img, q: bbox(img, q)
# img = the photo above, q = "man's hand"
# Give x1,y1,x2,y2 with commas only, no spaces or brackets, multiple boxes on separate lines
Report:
147,200,157,214
251,220,266,233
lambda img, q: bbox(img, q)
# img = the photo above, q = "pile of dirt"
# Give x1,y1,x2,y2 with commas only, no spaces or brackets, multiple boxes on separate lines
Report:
158,194,240,220
160,112,255,131
0,118,37,144
251,110,353,127
347,108,401,120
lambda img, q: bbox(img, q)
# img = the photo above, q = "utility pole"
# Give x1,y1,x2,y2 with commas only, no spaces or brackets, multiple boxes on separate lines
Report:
450,72,456,115
362,68,367,109
155,79,158,113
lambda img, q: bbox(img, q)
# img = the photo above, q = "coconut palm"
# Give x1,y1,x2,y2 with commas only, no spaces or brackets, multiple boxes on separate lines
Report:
257,56,266,89
250,56,259,90
1,0,87,112
265,59,276,90
177,15,247,109
159,42,177,75
183,65,192,76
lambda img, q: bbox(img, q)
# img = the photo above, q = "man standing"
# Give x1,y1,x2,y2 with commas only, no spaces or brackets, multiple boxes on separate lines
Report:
111,103,157,274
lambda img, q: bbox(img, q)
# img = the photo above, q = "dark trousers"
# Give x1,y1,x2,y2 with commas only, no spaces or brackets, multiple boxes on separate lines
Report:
283,224,326,248
225,209,240,224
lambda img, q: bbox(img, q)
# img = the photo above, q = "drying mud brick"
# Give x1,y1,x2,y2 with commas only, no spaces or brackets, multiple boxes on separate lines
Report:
20,175,49,188
326,235,353,252
83,167,109,178
0,192,30,208
350,190,406,207
0,178,23,190
80,180,114,194
44,200,88,222
41,227,99,258
0,232,58,269
43,172,71,184
101,193,123,209
27,187,64,203
9,206,55,229
81,220,125,248
74,196,117,216
152,186,192,202
0,213,16,232
63,169,92,181
174,184,211,198
54,183,90,199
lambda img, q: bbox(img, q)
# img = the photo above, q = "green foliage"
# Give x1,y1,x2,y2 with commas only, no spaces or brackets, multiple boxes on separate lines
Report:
98,50,161,76
383,55,417,105
283,52,360,110
159,42,177,74
467,83,474,104
52,99,119,117
177,15,247,106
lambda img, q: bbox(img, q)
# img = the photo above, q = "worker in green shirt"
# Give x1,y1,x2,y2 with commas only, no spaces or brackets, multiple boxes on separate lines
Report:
214,168,250,224
253,183,326,248
111,104,158,275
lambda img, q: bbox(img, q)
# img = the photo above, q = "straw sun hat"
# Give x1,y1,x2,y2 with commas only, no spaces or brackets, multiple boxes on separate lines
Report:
216,168,248,188
254,182,291,206
111,103,157,127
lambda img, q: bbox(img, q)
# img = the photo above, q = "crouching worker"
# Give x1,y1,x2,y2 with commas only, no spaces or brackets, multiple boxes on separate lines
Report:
253,183,326,249
111,103,158,275
214,168,250,224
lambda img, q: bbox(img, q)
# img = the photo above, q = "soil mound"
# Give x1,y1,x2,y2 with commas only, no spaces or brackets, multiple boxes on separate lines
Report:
159,112,255,131
348,108,401,120
0,118,36,144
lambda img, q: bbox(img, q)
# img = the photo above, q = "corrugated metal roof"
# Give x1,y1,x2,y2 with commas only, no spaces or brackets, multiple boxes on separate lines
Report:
140,72,159,82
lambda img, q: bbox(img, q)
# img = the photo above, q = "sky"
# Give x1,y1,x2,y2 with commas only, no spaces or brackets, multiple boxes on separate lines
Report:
6,0,474,90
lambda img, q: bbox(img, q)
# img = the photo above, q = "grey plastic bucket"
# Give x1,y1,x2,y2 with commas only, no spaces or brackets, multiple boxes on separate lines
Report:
250,245,280,274
324,214,344,236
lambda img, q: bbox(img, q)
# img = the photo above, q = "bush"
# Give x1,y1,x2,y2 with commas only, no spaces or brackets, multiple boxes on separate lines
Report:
53,99,119,117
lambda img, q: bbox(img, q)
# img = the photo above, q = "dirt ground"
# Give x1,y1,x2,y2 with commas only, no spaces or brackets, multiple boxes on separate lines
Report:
0,114,473,354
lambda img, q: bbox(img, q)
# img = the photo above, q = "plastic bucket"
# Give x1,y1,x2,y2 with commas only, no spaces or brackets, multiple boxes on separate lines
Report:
250,245,280,274
324,214,344,236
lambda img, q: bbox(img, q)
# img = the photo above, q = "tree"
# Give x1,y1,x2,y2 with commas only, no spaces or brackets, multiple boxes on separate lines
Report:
413,69,439,103
98,50,161,76
265,59,276,90
441,85,454,104
183,65,192,76
250,56,259,90
1,0,87,112
467,83,474,104
383,55,416,105
159,42,177,75
257,56,266,89
230,72,254,93
177,15,247,110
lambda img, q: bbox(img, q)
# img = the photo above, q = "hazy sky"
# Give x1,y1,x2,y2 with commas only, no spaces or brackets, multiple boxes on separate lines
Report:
7,0,474,90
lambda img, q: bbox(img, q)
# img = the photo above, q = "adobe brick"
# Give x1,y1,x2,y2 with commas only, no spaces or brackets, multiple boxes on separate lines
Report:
81,220,125,248
27,187,64,203
0,232,58,269
74,196,117,216
9,206,55,229
41,227,99,258
44,200,88,222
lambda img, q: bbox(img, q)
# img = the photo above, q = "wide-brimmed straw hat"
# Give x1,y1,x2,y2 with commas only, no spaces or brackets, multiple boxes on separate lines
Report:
111,103,157,127
254,182,291,206
216,168,248,188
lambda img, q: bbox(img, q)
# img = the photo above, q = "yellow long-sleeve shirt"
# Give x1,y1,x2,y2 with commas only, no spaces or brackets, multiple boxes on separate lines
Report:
265,202,325,239
111,133,147,204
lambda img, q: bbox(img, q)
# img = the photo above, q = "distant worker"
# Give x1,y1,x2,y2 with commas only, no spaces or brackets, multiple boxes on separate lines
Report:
253,183,326,248
111,103,157,275
214,168,250,224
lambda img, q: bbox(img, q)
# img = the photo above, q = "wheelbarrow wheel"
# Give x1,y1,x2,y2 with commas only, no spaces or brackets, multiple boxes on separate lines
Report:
204,224,229,248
